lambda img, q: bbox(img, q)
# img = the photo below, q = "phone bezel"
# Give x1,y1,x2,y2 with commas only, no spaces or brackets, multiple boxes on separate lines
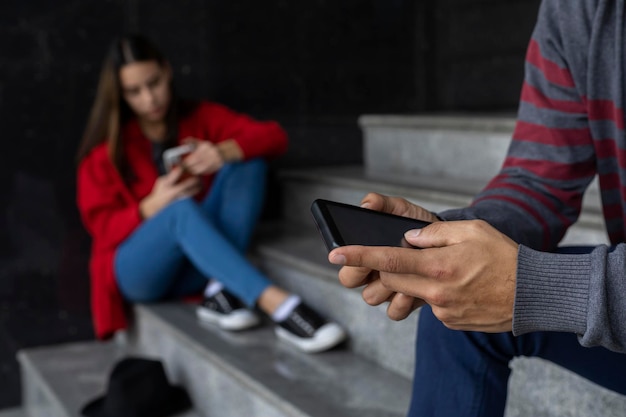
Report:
311,199,348,250
310,198,431,252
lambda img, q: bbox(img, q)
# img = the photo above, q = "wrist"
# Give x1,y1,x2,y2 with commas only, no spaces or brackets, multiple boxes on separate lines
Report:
139,197,153,219
217,139,243,163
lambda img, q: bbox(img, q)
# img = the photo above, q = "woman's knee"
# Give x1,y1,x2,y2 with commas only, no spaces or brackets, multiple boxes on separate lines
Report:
236,157,266,171
161,197,207,226
165,196,201,214
221,158,267,181
245,158,267,174
117,278,168,303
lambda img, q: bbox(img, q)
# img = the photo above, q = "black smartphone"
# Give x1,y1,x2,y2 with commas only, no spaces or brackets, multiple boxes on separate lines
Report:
310,199,431,252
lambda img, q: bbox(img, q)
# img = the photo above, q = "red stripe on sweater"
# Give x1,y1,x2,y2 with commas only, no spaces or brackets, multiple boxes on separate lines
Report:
520,82,587,114
472,194,552,249
597,173,626,215
503,157,594,181
514,120,592,146
487,180,582,219
526,40,624,130
526,39,576,88
585,98,625,130
598,172,621,190
594,139,626,160
485,178,576,227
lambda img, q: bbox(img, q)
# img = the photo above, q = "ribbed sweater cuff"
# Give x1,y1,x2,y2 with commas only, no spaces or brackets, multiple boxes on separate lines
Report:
513,245,589,336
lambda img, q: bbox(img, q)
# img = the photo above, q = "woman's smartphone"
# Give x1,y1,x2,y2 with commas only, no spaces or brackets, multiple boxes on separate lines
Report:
163,143,196,173
310,199,431,252
163,143,198,183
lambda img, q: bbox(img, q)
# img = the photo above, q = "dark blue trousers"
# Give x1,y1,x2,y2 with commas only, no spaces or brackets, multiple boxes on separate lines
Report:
408,305,626,416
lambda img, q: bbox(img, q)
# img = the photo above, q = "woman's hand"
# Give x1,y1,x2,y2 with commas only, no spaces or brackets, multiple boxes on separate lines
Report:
139,166,201,219
181,137,244,175
181,138,225,176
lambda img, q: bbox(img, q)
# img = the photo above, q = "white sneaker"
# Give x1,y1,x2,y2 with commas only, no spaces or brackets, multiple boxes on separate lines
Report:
196,290,260,331
274,303,347,353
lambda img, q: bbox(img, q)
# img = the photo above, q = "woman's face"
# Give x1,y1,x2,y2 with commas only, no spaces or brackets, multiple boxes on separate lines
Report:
119,60,172,123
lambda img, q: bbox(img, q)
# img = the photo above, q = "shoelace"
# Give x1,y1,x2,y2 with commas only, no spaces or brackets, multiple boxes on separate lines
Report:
214,292,234,313
290,312,316,336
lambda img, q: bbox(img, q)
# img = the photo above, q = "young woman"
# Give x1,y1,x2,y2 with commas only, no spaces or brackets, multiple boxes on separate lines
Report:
76,34,346,353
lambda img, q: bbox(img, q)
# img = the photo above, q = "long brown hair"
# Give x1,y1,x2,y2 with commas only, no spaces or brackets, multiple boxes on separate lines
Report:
77,34,177,175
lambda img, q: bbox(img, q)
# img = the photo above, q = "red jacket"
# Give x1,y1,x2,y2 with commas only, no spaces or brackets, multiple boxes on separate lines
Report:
77,101,288,339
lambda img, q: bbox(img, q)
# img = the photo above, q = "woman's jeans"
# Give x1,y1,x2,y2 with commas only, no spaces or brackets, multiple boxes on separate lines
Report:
114,159,272,307
409,246,626,417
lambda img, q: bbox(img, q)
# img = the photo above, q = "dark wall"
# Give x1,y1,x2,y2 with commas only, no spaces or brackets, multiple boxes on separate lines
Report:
208,0,423,166
429,0,542,110
0,0,540,409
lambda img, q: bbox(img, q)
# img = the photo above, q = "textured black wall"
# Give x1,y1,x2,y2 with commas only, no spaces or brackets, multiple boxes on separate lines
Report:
0,0,541,409
429,0,542,110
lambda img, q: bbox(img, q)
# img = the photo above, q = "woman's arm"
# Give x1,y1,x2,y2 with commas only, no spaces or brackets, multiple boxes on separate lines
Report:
200,102,288,160
77,152,143,249
77,152,202,247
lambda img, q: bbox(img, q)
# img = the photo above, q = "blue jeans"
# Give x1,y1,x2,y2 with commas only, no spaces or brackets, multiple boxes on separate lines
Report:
114,159,272,307
409,246,626,416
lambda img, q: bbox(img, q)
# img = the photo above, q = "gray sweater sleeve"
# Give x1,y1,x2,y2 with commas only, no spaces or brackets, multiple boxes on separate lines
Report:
438,0,626,353
514,244,626,353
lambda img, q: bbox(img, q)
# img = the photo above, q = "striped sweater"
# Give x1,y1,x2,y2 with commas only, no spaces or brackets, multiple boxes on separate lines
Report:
440,0,626,352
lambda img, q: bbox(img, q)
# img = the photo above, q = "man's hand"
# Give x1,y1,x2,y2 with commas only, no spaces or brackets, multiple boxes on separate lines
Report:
359,192,440,223
329,193,438,320
329,195,519,332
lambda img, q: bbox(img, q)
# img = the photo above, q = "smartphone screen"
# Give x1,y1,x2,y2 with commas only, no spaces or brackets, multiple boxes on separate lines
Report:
163,144,196,173
163,144,196,181
311,199,431,251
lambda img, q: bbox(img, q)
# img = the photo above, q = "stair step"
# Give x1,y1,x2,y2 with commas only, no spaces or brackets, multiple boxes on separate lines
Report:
17,340,200,417
359,114,516,182
251,221,626,417
0,408,27,417
505,357,626,417
358,113,603,233
127,303,411,417
280,165,480,214
18,341,124,417
278,166,609,246
252,222,418,379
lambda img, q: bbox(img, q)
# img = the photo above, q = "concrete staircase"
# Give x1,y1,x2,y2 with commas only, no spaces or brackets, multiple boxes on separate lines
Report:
12,115,626,417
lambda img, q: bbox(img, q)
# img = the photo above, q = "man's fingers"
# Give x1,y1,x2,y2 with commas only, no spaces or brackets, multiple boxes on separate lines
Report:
379,271,431,302
331,245,424,274
404,220,485,249
337,265,376,288
359,193,411,217
386,293,426,321
361,278,394,306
